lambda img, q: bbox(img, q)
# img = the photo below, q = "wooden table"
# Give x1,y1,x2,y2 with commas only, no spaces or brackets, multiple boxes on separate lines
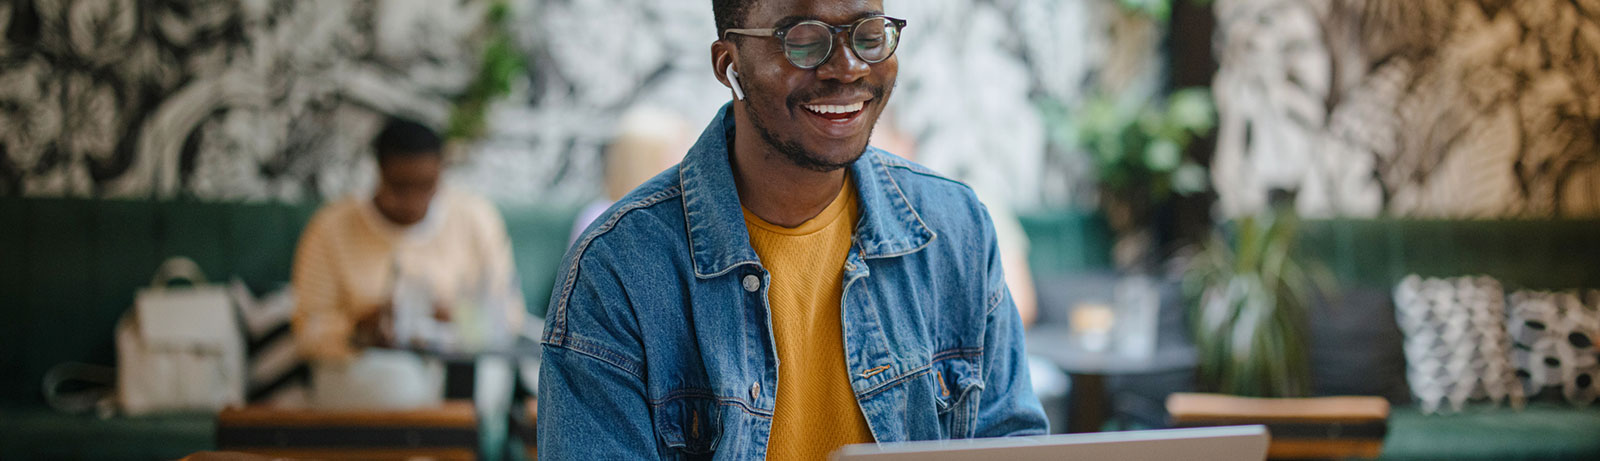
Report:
214,401,479,460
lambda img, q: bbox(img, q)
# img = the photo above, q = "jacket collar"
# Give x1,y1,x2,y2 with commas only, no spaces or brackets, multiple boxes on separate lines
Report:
680,103,935,279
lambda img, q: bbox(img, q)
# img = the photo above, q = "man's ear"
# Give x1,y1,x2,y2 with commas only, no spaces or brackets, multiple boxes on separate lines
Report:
711,41,742,100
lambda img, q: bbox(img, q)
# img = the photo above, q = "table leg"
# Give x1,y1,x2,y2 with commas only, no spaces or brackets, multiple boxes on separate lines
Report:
1068,372,1109,433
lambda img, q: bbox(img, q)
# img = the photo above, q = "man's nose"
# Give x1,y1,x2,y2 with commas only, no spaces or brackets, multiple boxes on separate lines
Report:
816,35,870,83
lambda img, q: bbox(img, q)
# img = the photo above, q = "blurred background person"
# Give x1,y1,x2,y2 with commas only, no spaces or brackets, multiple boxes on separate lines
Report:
570,106,696,244
290,117,524,409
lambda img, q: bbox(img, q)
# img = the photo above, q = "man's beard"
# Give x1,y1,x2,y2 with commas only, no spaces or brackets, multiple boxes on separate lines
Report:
747,105,866,173
743,80,889,173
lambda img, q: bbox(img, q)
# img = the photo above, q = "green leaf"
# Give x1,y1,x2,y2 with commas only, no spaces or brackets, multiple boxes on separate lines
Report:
446,0,529,141
1144,139,1182,172
1119,0,1172,22
1172,162,1209,195
1167,88,1216,134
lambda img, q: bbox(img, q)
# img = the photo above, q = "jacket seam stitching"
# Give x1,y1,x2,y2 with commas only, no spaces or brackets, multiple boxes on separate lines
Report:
541,334,645,381
933,347,984,363
877,154,974,190
549,185,683,339
984,284,1006,315
649,391,773,419
864,155,938,259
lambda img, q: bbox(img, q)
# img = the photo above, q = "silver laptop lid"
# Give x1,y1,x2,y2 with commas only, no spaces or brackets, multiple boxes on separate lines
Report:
831,425,1269,461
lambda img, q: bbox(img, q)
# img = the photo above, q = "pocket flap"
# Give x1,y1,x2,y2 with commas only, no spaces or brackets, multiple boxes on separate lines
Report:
653,396,721,454
932,356,983,412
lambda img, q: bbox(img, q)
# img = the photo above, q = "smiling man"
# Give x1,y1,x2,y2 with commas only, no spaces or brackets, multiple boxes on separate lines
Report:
537,1,1048,459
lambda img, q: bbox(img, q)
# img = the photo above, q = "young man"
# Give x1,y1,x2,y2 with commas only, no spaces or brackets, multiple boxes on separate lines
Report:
539,0,1048,458
291,118,522,409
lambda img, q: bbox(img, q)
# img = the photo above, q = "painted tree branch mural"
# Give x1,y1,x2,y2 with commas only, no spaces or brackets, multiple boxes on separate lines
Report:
1213,0,1600,218
0,0,484,201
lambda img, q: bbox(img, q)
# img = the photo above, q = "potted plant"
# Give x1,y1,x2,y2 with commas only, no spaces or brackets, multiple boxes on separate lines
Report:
1181,206,1323,397
1042,88,1215,269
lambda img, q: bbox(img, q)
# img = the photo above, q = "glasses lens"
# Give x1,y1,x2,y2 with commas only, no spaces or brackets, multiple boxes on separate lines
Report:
852,17,898,63
783,23,833,68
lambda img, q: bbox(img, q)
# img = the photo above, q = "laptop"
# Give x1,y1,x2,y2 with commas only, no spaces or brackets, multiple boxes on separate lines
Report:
831,425,1270,461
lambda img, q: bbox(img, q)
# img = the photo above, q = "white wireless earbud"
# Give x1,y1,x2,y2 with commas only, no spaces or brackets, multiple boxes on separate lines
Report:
725,65,745,101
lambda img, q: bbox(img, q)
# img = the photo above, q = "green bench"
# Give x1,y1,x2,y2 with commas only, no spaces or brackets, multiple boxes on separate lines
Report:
1382,403,1600,460
0,197,580,459
0,406,216,460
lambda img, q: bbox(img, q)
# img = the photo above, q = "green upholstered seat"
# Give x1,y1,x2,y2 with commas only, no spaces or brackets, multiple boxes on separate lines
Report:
1380,403,1600,460
0,406,216,459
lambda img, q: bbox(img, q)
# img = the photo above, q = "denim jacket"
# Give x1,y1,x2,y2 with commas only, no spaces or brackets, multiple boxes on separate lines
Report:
538,103,1048,460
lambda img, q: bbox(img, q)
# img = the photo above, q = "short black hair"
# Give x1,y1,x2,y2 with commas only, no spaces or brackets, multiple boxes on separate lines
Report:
371,117,443,164
712,0,756,37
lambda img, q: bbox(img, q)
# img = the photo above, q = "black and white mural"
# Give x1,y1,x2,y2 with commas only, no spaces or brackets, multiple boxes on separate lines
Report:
0,0,485,201
1213,0,1600,218
0,0,1152,208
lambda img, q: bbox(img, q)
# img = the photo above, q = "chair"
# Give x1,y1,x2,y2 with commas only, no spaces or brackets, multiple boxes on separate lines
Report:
1167,393,1389,460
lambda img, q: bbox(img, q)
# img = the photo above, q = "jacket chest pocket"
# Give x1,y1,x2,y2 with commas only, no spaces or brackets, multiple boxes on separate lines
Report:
931,356,983,438
654,396,721,459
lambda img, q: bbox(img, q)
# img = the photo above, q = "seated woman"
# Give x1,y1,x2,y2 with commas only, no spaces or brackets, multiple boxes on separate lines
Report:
290,117,522,409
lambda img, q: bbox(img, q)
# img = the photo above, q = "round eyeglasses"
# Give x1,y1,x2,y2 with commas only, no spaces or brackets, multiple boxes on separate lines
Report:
724,16,908,69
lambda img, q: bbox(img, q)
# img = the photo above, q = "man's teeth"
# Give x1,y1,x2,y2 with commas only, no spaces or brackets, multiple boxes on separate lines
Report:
804,102,864,114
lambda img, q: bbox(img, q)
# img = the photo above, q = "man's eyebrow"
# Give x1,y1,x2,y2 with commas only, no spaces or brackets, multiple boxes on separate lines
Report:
852,10,887,22
773,10,886,28
773,15,809,29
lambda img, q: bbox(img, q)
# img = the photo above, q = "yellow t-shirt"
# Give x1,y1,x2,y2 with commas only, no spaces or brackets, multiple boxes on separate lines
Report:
744,178,875,460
